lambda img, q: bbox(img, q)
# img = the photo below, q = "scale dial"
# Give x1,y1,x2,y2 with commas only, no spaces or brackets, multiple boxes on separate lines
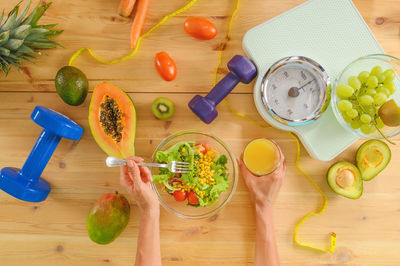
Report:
261,56,330,125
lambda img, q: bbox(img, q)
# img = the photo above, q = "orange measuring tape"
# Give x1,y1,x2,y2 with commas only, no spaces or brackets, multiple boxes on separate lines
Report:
68,0,336,253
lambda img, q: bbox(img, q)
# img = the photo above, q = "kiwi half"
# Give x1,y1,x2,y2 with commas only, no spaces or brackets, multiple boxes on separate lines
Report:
152,97,175,120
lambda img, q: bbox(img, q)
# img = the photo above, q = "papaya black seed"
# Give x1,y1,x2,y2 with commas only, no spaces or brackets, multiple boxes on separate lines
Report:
99,95,124,143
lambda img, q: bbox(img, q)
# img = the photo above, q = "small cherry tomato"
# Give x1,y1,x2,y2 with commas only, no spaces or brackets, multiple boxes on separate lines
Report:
154,52,177,81
173,190,187,202
188,191,199,205
184,17,217,40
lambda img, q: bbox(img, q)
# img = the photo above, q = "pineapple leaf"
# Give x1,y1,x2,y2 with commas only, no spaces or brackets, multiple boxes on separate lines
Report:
0,30,10,45
31,2,52,26
38,23,57,29
3,38,24,51
24,40,56,49
0,57,11,75
46,29,63,37
0,10,4,25
11,24,31,39
15,0,31,25
0,6,18,33
0,47,10,56
17,44,35,54
19,54,36,63
3,56,20,71
25,27,48,41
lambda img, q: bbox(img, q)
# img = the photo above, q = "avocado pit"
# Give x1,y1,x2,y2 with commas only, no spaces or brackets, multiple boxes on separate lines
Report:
336,169,355,189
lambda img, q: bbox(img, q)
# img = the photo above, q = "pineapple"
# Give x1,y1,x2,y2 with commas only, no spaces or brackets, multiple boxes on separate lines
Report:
0,0,62,75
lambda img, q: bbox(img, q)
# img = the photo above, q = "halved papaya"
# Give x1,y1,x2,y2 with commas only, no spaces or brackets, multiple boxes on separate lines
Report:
89,82,136,159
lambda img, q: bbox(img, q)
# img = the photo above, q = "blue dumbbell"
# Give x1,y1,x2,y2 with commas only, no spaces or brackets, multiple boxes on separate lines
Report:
0,106,83,202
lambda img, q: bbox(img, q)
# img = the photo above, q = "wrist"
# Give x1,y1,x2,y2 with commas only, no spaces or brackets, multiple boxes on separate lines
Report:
255,201,273,216
140,205,160,219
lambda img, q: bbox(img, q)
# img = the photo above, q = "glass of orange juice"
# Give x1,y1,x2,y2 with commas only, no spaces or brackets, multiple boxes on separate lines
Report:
243,138,281,176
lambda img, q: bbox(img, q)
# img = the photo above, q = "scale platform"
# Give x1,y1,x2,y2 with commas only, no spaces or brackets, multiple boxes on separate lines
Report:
242,0,386,161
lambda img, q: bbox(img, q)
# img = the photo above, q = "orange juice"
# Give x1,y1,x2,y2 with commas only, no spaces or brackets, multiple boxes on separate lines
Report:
243,139,280,175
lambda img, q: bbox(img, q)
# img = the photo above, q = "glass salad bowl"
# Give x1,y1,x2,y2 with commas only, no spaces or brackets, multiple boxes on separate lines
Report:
150,130,238,219
332,54,400,140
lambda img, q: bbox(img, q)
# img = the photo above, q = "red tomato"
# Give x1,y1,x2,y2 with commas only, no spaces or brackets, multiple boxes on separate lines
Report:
188,191,199,205
173,190,187,202
154,52,177,81
195,144,210,154
184,17,217,40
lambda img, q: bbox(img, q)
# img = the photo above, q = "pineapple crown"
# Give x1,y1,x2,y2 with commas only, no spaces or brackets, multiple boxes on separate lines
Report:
0,0,63,75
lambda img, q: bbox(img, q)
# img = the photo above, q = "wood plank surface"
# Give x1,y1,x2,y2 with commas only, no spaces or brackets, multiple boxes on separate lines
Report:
0,0,400,265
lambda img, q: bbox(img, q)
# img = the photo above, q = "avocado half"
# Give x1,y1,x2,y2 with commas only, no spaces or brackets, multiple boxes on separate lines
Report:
356,140,391,181
327,161,363,199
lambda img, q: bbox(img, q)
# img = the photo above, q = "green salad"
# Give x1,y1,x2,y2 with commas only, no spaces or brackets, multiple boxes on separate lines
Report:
153,141,230,207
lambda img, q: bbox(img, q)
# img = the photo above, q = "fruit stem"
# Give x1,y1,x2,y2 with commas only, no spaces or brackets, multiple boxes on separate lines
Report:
374,124,395,145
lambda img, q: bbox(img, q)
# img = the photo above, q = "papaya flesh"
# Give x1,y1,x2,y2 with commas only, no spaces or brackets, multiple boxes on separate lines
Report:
89,82,136,159
87,192,130,245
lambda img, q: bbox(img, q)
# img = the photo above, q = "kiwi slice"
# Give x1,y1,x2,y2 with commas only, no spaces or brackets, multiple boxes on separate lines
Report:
152,97,175,119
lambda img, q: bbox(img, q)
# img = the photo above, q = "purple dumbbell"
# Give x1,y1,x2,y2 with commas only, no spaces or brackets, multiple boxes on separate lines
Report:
188,55,257,124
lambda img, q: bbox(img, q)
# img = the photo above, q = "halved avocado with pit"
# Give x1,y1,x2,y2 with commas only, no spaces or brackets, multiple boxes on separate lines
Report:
356,140,391,181
327,161,363,199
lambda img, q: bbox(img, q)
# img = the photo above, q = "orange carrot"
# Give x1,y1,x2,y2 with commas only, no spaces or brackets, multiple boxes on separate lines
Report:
118,0,137,17
130,0,150,49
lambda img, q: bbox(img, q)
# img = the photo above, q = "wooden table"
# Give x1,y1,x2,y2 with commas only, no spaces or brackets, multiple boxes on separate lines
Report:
0,0,399,265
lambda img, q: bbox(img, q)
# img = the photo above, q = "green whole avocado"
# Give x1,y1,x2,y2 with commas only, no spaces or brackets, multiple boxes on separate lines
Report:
55,66,89,106
87,192,130,245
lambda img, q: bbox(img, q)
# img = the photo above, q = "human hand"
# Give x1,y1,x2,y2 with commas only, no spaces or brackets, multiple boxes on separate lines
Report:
120,156,159,213
237,149,286,210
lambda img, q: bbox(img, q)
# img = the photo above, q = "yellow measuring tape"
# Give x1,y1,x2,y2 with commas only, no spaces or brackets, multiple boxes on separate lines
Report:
68,0,200,66
212,0,336,253
68,0,335,253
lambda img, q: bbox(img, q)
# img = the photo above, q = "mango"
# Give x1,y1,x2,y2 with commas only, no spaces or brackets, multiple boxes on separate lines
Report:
87,192,130,245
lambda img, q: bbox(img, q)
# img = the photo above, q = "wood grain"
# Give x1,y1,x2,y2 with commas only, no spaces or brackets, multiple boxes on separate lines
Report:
0,0,400,265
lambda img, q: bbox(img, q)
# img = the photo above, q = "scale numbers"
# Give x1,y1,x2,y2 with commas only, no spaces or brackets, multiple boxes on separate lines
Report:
262,60,327,122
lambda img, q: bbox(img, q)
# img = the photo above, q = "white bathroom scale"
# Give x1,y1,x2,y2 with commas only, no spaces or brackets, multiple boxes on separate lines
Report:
242,0,385,161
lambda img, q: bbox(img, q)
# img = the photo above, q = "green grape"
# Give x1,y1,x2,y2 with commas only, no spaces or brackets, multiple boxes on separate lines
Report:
367,76,378,89
374,92,388,106
338,100,353,112
336,84,354,99
371,65,383,76
350,119,362,129
358,71,370,83
360,124,375,135
384,81,396,95
366,89,377,96
383,69,395,82
377,74,386,83
360,114,372,124
348,76,361,90
377,87,391,97
359,95,374,106
346,109,359,119
375,117,385,129
342,113,352,123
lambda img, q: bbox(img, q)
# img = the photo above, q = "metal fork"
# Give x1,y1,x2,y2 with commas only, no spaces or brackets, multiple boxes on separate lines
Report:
105,156,190,173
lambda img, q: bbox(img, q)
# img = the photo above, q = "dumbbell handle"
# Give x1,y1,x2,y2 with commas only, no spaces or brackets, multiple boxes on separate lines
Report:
206,72,240,105
19,129,61,183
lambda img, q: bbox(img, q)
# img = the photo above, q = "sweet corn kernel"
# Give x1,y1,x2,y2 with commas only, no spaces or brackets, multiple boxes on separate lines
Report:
182,148,186,152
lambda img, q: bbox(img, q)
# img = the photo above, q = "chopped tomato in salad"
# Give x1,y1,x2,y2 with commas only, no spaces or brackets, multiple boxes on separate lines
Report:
153,142,229,207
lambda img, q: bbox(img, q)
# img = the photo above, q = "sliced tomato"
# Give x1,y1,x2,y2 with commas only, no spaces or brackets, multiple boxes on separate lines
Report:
195,144,210,154
188,191,199,205
173,190,187,202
